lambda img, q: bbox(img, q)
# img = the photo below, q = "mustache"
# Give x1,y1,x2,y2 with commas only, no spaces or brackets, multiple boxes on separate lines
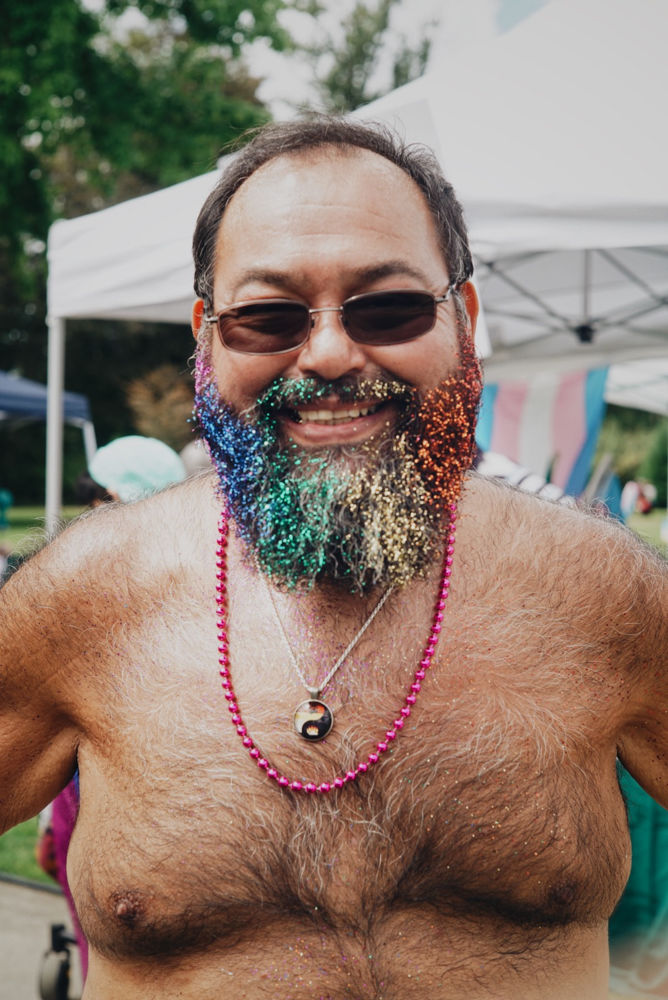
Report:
256,374,416,415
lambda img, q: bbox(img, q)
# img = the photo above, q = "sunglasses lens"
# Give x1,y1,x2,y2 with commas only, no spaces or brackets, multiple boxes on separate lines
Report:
344,291,437,345
218,301,309,354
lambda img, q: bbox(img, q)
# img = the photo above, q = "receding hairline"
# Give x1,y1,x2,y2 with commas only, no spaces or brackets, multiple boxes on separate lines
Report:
221,141,430,221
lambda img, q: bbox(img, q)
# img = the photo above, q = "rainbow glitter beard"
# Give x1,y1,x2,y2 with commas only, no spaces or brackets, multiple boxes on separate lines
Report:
194,362,480,593
257,373,413,417
194,380,439,591
414,334,482,509
250,440,442,592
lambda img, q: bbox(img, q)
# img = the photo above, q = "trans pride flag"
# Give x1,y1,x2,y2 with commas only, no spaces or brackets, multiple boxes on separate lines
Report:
476,368,609,496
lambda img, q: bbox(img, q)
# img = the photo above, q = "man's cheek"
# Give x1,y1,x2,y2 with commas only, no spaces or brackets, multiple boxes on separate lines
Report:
215,356,289,411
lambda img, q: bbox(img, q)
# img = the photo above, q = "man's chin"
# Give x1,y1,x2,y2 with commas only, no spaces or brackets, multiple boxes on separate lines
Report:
245,439,445,593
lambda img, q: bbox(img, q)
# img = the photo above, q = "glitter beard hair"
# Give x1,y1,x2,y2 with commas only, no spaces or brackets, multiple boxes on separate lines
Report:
415,325,482,508
194,335,481,593
194,371,432,591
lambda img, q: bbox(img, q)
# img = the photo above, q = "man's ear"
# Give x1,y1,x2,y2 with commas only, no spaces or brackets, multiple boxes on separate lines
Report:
460,281,479,337
192,299,205,341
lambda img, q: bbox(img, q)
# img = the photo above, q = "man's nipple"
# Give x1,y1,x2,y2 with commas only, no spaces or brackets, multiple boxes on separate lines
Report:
111,890,146,927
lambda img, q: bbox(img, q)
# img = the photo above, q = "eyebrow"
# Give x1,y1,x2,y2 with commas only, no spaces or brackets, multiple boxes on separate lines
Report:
230,261,433,299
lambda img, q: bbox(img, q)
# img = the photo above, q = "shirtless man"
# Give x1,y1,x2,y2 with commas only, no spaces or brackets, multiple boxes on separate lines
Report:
1,117,666,999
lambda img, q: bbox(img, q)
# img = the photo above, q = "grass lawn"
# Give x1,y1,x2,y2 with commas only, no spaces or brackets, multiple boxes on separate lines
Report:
1,504,83,555
0,817,53,886
627,507,668,556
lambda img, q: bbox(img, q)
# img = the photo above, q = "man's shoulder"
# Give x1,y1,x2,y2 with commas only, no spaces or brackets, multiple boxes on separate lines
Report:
465,470,661,565
466,472,667,623
464,470,575,528
8,472,219,592
0,474,220,672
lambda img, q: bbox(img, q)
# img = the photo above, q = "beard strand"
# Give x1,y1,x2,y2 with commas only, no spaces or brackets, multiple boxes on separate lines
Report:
194,333,481,593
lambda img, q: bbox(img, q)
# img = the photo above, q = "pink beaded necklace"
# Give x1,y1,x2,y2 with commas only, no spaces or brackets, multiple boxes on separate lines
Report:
215,502,457,794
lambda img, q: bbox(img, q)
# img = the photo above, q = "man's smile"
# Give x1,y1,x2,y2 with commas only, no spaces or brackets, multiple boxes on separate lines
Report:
280,397,396,444
294,400,383,425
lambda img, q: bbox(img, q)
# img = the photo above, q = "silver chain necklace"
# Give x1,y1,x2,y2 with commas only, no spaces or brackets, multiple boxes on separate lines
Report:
265,580,393,742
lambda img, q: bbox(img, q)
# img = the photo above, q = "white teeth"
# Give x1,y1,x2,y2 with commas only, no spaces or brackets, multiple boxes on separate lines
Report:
297,405,374,425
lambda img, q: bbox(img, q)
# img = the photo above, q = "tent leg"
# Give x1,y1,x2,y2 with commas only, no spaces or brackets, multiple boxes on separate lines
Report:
82,420,97,468
45,316,66,537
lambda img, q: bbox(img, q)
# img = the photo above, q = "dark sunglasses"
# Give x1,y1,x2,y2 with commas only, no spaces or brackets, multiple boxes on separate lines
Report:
204,286,455,355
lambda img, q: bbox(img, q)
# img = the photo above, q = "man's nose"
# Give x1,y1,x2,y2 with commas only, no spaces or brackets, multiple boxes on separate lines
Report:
294,309,367,380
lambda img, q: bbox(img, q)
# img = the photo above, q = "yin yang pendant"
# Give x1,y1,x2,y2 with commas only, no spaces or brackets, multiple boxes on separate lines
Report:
294,699,334,741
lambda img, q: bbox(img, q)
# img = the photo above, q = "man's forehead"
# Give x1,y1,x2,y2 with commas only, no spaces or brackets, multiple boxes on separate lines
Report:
207,144,450,304
222,145,425,224
212,147,441,281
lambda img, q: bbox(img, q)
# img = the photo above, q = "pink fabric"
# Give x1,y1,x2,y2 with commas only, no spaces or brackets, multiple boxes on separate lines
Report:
549,370,587,489
51,781,88,980
488,381,528,461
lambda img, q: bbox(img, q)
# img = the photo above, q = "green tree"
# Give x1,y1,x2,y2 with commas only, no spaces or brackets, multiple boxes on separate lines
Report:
639,420,668,507
594,404,663,486
1,0,288,333
303,0,432,113
0,0,291,499
105,0,291,53
1,0,103,384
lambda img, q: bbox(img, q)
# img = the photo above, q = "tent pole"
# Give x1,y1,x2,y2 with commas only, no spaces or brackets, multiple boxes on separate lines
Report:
45,315,66,537
82,419,97,467
582,249,591,323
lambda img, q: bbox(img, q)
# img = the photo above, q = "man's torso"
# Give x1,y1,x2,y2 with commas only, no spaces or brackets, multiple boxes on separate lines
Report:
51,476,635,997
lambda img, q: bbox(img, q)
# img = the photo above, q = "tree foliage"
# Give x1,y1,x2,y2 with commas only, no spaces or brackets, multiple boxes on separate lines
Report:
126,363,195,450
595,404,665,495
105,0,291,53
1,0,282,317
303,0,432,113
639,420,668,507
0,0,288,499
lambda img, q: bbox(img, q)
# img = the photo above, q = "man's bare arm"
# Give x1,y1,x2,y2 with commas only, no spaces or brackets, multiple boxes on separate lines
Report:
0,506,129,833
610,528,668,808
486,481,668,810
0,484,207,835
0,542,83,831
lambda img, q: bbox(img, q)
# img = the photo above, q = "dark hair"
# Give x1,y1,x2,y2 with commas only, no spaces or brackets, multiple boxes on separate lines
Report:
75,472,114,506
192,115,473,309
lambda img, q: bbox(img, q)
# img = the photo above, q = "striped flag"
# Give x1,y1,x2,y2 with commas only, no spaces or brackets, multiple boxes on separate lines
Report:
476,368,609,496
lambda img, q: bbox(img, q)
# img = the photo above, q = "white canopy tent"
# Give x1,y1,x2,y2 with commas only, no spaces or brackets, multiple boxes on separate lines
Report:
605,359,668,420
45,0,668,529
355,0,668,380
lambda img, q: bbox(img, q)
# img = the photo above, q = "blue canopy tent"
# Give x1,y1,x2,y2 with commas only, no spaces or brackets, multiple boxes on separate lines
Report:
0,370,96,466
